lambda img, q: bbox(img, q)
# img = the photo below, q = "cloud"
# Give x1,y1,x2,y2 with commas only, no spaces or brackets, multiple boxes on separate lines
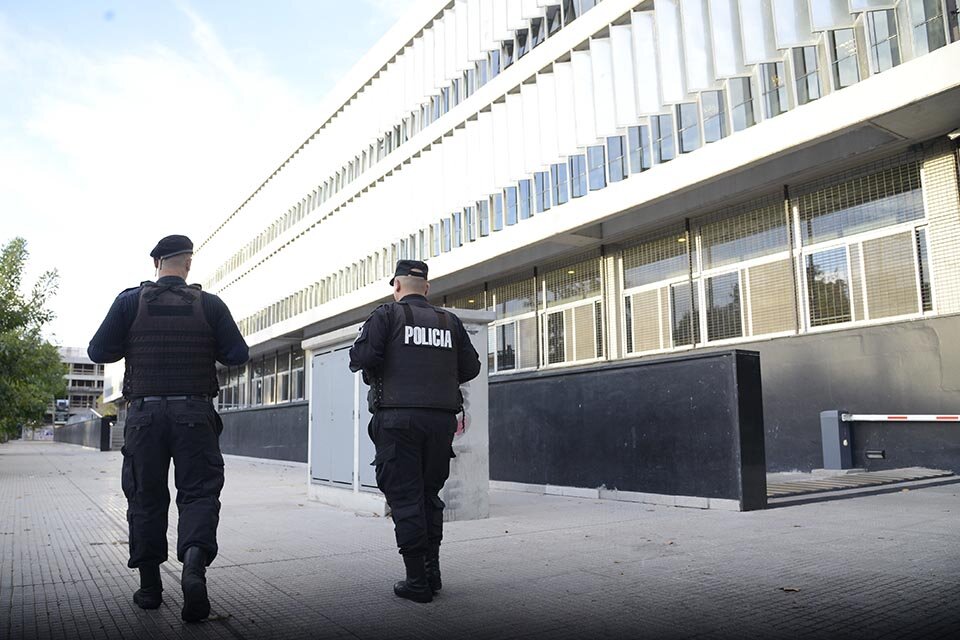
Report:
0,6,322,347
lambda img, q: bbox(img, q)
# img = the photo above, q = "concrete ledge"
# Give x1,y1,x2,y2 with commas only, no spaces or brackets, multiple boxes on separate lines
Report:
495,481,743,511
309,482,388,517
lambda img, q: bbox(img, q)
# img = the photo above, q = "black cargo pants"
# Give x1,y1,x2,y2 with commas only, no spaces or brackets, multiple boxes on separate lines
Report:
121,397,225,568
370,408,457,557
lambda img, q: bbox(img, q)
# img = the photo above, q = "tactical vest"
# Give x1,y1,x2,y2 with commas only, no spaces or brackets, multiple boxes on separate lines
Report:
377,301,461,412
122,282,219,399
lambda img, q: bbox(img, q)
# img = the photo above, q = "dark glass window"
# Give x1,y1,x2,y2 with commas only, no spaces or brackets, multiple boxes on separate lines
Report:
830,29,860,88
623,295,633,353
563,0,579,26
911,0,947,53
607,136,628,183
534,171,552,212
489,50,501,80
793,46,821,105
464,206,476,242
867,10,901,72
671,283,700,347
452,211,463,248
676,102,701,152
587,145,607,191
760,62,788,118
441,219,452,253
551,162,570,205
702,91,727,143
516,30,529,59
706,272,743,341
464,69,475,98
916,227,932,311
806,247,852,327
651,114,676,163
497,324,517,370
505,186,518,225
501,40,514,70
627,126,651,173
518,179,533,220
531,18,546,47
948,0,959,42
547,5,563,35
547,312,565,363
569,155,588,198
478,199,491,237
492,193,504,231
729,77,756,131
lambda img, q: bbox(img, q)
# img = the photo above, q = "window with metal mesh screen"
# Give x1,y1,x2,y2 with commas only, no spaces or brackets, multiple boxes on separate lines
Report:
489,277,537,318
705,272,743,341
696,198,788,270
621,227,689,289
488,276,538,373
806,247,852,327
796,162,924,246
625,289,662,353
670,283,700,347
541,255,604,365
544,256,602,308
748,258,798,335
862,231,921,319
916,227,933,311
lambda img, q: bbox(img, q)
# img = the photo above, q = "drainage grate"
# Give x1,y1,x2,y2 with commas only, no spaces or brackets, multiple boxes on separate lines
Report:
766,467,956,498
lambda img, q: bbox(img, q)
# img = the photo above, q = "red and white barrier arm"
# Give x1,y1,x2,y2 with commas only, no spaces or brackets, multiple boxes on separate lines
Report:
841,414,960,422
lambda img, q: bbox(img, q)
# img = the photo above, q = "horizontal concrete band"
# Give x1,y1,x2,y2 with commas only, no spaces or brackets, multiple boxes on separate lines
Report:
489,480,743,512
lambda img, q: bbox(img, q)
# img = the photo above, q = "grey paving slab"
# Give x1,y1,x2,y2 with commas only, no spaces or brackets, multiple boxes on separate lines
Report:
1,441,959,640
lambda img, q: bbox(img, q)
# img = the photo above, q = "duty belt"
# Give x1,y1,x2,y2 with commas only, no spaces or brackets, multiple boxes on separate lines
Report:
138,395,211,402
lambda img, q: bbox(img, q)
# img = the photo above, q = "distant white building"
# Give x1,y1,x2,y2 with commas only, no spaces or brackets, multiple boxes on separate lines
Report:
47,347,104,425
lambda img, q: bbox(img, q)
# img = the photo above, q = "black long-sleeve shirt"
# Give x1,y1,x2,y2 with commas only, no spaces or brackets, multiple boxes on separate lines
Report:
87,276,249,366
349,294,481,384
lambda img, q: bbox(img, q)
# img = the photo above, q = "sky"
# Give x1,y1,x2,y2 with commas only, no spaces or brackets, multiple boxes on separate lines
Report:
0,0,417,347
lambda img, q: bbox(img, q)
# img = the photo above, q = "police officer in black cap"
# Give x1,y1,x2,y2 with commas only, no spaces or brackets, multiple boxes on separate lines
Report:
88,235,249,622
349,260,481,603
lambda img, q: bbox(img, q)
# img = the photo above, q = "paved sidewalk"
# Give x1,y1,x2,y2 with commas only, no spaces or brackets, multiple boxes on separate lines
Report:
1,441,958,640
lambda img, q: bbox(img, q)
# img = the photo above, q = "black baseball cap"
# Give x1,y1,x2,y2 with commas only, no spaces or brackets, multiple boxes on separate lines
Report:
150,235,194,260
390,259,429,286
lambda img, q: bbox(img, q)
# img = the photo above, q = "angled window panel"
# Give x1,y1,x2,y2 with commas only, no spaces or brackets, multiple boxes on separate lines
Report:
506,92,526,179
631,11,663,114
465,119,482,200
772,0,817,47
477,111,498,195
435,18,449,90
554,62,580,155
611,26,639,128
412,39,425,104
491,101,510,187
572,50,599,146
590,38,619,137
654,0,688,103
422,29,436,100
479,0,497,51
521,82,542,173
492,0,511,41
809,0,855,30
739,0,781,63
468,0,485,59
522,0,542,19
680,0,717,91
453,0,472,71
709,0,748,77
537,72,560,165
507,0,526,29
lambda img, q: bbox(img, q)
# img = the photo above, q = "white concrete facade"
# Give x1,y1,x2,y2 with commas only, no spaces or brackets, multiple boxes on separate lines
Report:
191,1,960,388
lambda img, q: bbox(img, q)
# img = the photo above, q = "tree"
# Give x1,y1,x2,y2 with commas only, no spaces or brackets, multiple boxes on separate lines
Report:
0,238,66,442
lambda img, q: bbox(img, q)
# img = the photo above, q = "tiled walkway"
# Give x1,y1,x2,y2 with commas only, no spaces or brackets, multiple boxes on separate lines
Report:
2,441,958,639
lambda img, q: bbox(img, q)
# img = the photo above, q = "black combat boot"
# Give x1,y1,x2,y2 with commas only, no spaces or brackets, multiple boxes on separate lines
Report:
180,547,211,622
132,565,163,609
393,555,433,603
425,546,442,594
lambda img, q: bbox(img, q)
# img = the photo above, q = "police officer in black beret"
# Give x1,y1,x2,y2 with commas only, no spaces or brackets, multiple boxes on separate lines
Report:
349,260,481,603
88,235,249,622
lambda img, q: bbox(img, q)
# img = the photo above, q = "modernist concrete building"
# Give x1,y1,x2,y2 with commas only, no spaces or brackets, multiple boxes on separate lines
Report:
186,0,960,479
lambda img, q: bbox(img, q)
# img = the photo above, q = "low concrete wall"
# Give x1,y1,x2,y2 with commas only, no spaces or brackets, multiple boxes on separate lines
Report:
489,350,767,511
219,402,308,463
54,417,112,451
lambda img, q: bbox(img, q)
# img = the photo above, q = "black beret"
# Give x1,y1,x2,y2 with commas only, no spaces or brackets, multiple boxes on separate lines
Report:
390,259,428,286
150,235,194,260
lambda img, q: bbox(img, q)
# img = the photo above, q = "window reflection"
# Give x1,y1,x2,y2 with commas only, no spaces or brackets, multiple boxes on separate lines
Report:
830,29,860,88
760,62,789,118
793,47,821,105
702,91,726,143
651,114,676,163
587,145,607,191
729,77,756,132
627,126,651,173
569,155,588,197
676,102,701,153
806,247,852,327
867,10,901,72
